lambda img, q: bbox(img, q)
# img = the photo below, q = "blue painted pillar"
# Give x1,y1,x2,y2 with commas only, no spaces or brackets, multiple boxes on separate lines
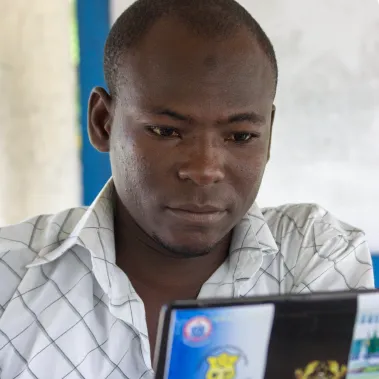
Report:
372,256,379,288
77,0,112,205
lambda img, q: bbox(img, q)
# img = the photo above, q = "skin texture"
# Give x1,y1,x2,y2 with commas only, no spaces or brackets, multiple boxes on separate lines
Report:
88,16,276,355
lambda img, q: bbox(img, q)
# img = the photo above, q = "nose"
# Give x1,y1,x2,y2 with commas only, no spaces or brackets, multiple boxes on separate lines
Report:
177,142,225,186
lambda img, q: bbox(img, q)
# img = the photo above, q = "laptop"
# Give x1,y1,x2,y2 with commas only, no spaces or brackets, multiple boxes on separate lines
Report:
153,290,379,379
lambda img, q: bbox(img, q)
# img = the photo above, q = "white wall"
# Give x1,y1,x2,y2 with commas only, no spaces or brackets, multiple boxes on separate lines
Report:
0,0,81,226
110,0,379,251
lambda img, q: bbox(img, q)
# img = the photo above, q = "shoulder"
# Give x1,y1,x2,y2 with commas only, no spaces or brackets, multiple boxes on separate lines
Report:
261,203,364,243
261,203,374,292
0,207,87,314
0,207,87,256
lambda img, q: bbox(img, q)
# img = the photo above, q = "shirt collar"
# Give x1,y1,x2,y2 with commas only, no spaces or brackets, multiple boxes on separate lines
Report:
29,178,278,294
226,203,278,296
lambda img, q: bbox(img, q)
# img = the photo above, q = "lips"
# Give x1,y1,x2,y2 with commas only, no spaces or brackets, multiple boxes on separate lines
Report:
170,204,225,213
165,204,227,225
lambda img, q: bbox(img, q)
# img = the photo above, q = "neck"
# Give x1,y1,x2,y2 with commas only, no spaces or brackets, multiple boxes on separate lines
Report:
114,201,231,299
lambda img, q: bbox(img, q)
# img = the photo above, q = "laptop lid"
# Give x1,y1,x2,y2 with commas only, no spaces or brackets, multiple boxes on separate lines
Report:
154,290,379,379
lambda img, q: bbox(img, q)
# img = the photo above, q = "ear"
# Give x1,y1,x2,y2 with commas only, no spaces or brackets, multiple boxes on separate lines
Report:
88,87,113,152
267,104,276,162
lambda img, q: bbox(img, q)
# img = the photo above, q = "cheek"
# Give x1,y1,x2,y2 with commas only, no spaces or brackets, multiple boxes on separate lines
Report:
114,143,147,188
234,149,268,185
229,150,268,207
110,133,166,200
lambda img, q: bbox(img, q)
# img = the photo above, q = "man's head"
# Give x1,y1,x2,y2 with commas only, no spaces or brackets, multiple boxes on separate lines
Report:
88,0,278,258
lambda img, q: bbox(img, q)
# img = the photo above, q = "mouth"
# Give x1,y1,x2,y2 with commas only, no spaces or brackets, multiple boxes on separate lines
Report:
165,205,227,225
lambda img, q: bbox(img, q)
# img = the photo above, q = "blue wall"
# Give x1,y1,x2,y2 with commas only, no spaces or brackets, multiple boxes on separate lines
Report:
77,0,112,206
373,256,379,288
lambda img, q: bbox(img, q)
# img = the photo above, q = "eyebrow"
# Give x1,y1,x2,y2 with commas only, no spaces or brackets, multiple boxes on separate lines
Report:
224,112,266,125
152,108,192,122
150,107,266,125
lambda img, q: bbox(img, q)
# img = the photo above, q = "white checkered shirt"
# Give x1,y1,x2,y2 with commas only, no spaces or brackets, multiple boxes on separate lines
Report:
0,179,374,378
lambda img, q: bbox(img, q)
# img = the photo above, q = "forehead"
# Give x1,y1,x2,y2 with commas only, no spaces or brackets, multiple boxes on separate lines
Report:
117,17,274,113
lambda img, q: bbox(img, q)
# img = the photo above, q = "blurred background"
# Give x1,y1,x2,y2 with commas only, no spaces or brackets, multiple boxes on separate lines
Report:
0,0,378,273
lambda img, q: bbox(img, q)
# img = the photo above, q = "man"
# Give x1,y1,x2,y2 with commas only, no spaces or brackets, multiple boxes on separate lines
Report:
0,0,374,378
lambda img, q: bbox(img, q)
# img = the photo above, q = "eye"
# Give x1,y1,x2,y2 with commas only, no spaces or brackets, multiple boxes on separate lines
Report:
147,126,180,138
228,132,258,143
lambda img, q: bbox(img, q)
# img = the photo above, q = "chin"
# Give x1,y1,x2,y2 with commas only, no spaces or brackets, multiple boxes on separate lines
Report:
152,231,220,258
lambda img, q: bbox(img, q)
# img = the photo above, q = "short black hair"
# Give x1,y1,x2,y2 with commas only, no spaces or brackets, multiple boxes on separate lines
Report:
104,0,278,98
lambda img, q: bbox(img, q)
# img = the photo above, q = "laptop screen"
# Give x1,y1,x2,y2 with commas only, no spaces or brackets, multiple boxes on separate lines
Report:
164,304,274,379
